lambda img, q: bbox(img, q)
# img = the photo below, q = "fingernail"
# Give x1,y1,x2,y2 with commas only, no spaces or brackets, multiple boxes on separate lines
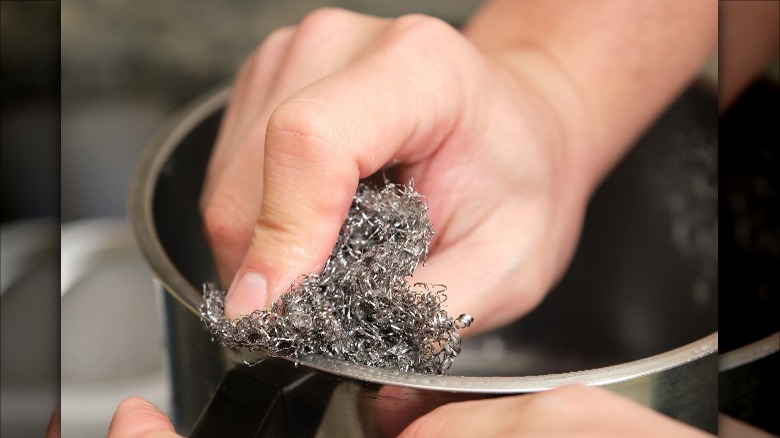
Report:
225,272,267,320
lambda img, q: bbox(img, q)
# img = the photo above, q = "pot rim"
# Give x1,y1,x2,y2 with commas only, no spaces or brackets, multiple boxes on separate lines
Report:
718,332,779,373
130,87,719,393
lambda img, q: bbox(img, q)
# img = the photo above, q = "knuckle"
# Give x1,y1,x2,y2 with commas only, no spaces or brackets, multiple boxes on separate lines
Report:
267,24,296,40
383,14,473,75
296,7,356,41
263,25,296,50
266,99,341,160
246,26,295,70
391,14,455,41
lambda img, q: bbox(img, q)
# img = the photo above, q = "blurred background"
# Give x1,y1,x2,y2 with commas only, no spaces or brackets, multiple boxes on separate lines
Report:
0,1,776,437
1,1,59,437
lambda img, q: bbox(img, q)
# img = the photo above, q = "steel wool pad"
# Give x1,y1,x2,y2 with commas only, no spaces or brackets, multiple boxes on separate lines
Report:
200,180,473,374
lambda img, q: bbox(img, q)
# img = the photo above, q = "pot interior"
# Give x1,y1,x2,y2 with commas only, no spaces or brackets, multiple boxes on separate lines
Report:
150,85,718,377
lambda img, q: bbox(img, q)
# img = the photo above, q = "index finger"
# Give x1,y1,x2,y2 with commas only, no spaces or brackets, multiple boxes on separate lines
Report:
224,16,480,319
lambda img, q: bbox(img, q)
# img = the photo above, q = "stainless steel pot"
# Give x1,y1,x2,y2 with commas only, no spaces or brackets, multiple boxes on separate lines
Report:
130,85,719,436
716,80,780,436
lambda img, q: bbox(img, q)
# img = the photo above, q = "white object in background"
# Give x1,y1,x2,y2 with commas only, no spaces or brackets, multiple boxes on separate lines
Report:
61,218,170,438
1,218,59,438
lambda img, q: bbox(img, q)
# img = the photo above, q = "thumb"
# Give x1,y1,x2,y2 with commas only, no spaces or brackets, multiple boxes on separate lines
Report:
223,16,473,320
107,397,180,438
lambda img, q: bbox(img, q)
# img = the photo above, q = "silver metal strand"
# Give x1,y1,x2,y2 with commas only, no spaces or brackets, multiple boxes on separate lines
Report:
200,180,473,374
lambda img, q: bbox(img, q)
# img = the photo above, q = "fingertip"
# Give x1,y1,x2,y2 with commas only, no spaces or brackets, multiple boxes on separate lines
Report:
225,271,269,320
114,396,162,416
109,397,177,438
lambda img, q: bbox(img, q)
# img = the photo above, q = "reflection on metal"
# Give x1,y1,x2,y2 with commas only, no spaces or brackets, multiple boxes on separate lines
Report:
719,333,779,373
131,85,720,435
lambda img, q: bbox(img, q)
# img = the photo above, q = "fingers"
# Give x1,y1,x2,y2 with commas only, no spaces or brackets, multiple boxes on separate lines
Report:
202,8,390,285
208,26,297,180
205,10,584,327
107,397,180,438
201,26,297,281
400,386,712,437
400,392,536,438
224,15,478,319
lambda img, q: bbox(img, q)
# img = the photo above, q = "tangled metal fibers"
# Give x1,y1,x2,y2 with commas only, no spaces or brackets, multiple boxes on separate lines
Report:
201,180,473,374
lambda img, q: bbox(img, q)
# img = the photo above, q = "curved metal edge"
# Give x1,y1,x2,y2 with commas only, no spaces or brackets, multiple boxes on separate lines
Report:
718,332,779,372
293,332,718,393
129,86,719,391
128,85,231,316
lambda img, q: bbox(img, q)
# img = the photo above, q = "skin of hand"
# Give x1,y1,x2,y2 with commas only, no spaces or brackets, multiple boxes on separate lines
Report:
399,385,713,438
201,8,591,330
107,3,780,437
104,387,713,438
107,397,180,438
200,2,716,332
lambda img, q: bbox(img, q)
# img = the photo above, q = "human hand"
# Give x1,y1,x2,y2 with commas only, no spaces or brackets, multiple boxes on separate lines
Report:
201,2,716,332
201,8,593,332
105,388,712,437
399,385,713,438
107,397,181,438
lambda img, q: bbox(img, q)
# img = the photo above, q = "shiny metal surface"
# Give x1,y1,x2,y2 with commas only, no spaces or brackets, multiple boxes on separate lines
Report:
131,85,719,435
60,219,170,436
718,334,779,435
719,333,779,373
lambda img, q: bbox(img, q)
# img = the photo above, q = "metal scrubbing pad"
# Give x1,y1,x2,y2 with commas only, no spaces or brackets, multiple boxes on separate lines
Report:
200,180,473,374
